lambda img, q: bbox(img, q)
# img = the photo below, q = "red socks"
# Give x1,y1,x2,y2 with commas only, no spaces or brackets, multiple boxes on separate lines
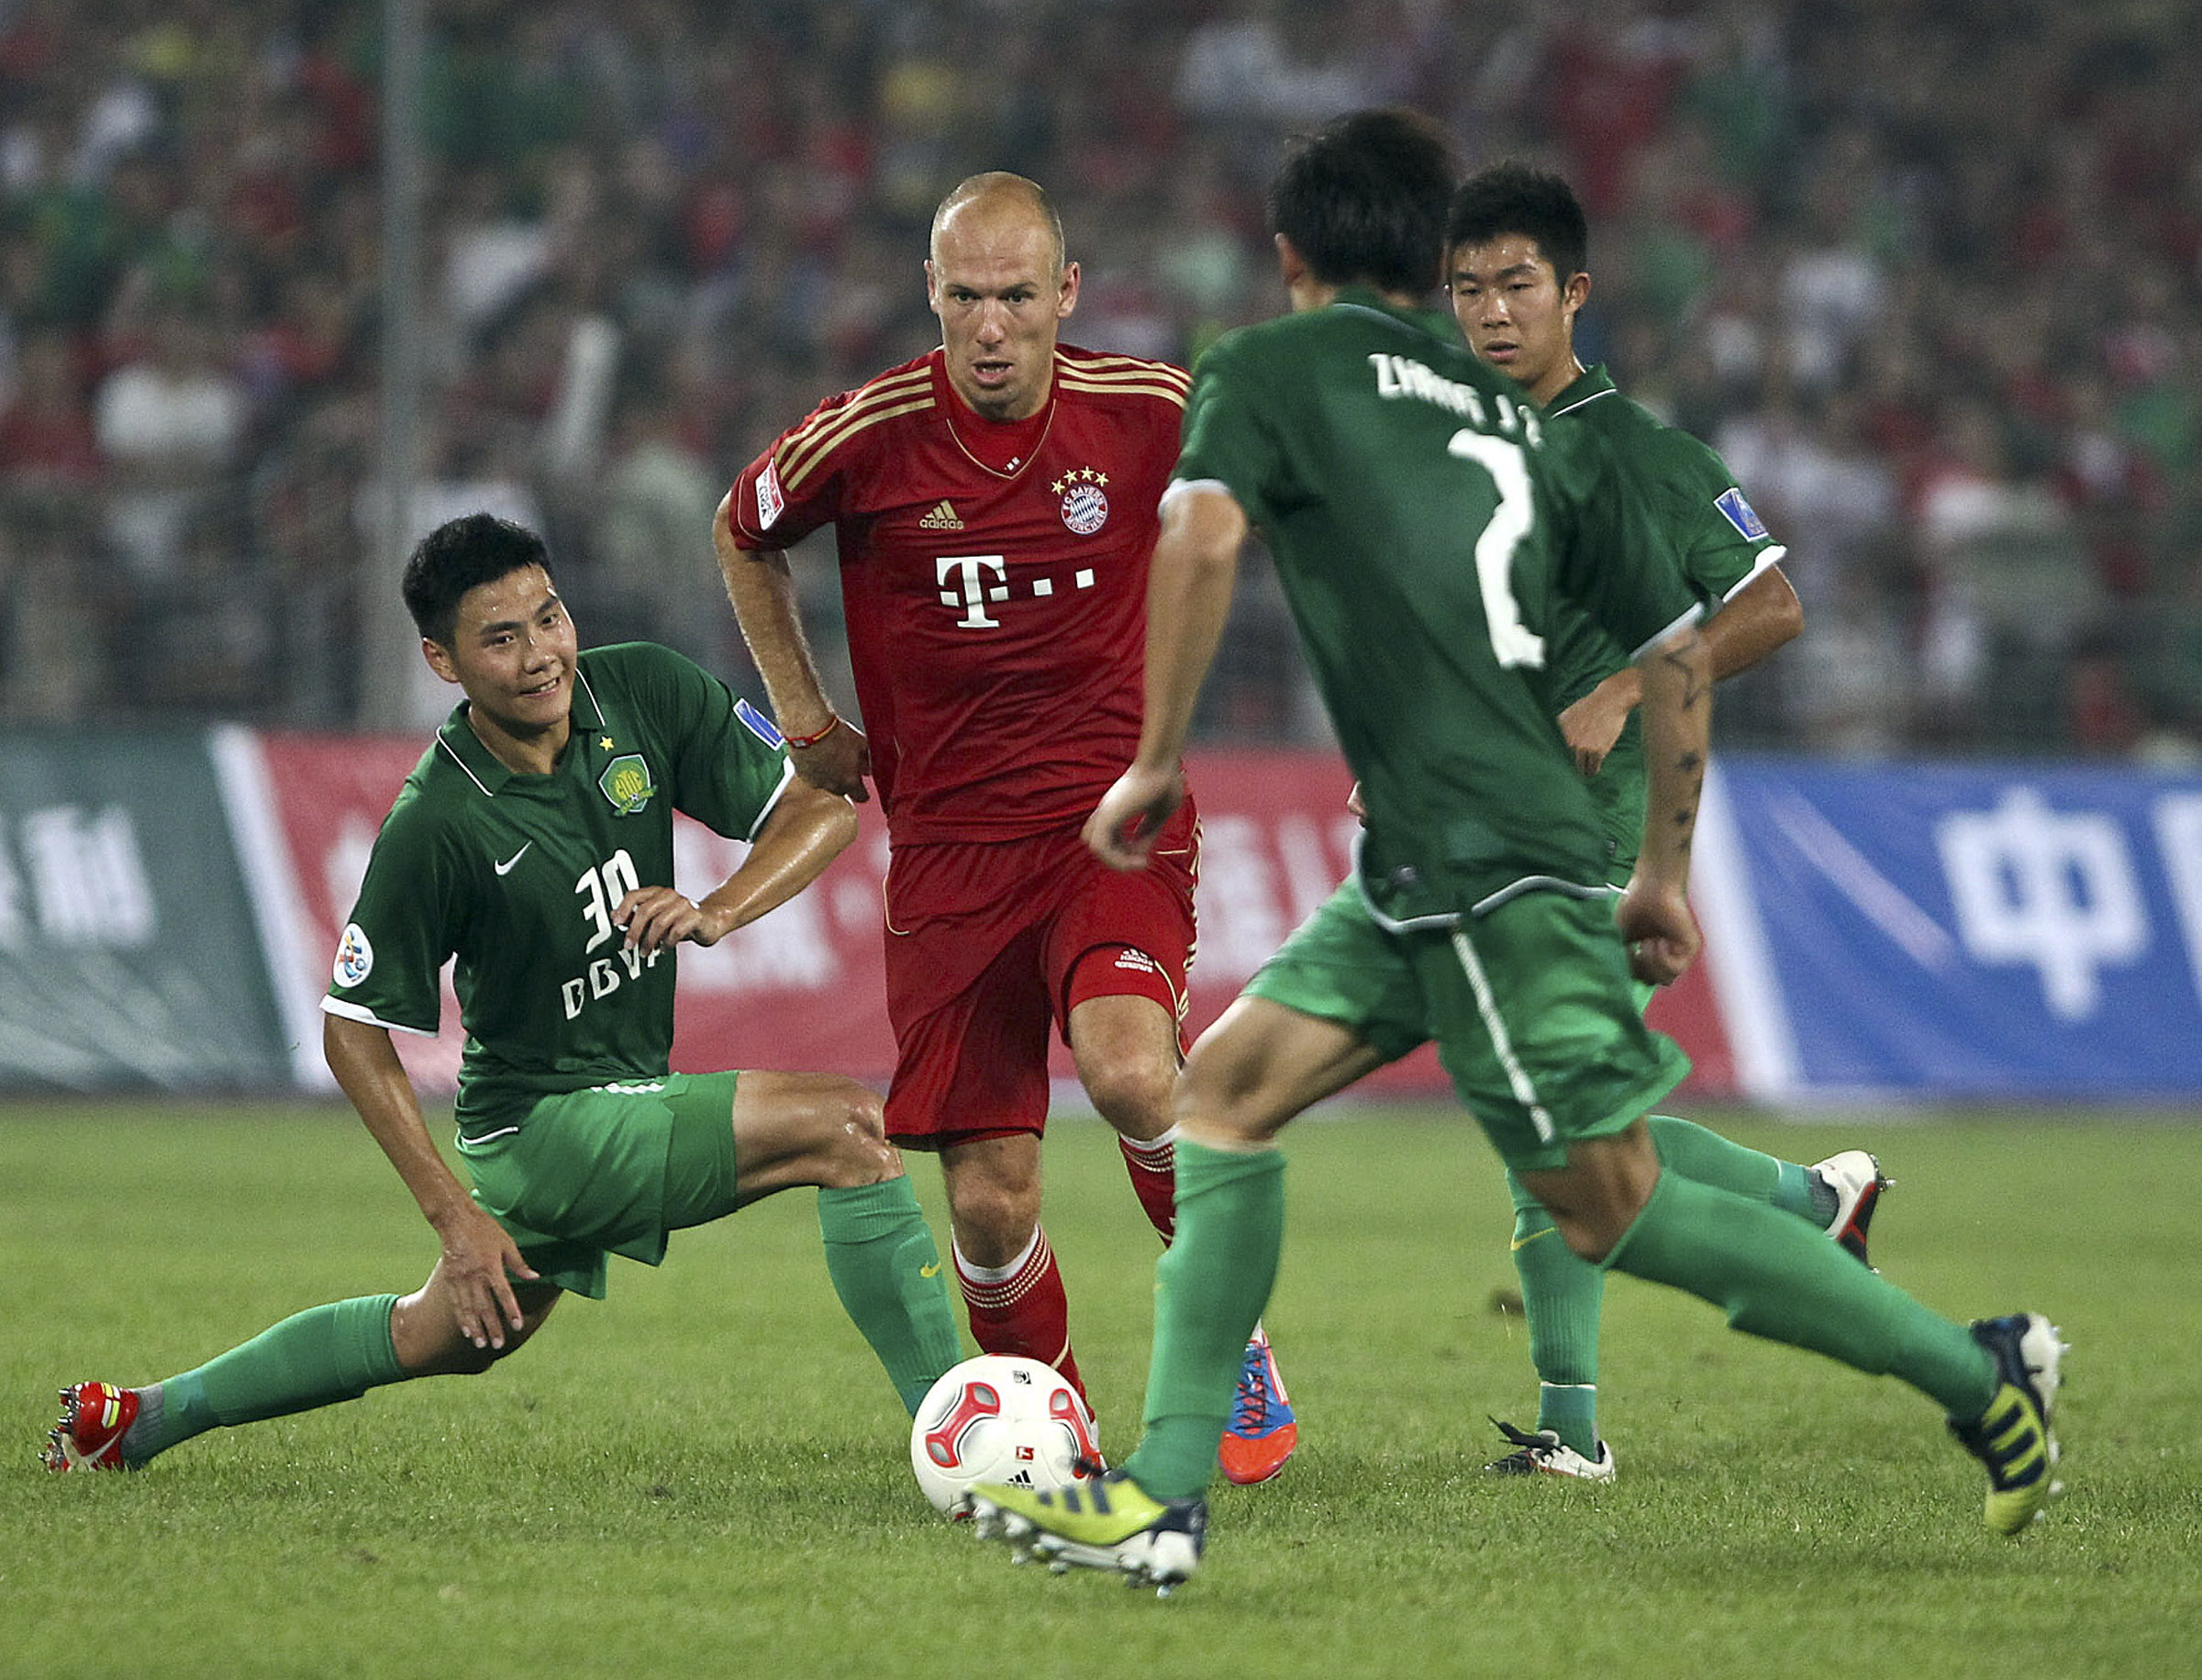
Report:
953,1228,1086,1403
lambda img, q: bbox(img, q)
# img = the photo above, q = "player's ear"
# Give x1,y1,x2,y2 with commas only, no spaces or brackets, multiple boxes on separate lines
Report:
421,637,461,685
1056,259,1080,318
1273,233,1307,290
924,258,942,316
1563,269,1592,316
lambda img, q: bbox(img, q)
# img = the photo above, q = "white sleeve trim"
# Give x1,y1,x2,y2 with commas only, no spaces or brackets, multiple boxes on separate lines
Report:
1628,601,1707,662
744,755,800,843
1719,545,1788,605
1158,477,1238,517
320,994,441,1039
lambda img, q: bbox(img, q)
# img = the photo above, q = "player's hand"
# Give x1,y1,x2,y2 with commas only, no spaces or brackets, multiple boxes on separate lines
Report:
1559,672,1640,776
612,885,711,951
1616,873,1701,986
791,718,872,803
1084,763,1184,871
433,1202,539,1352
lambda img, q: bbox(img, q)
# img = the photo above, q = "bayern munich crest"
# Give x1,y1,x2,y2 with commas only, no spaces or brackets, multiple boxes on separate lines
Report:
1052,466,1110,536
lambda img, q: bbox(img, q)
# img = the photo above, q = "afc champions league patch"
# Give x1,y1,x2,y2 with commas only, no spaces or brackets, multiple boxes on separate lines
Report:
734,697,785,749
599,752,658,815
1715,486,1770,541
1052,466,1110,536
334,922,373,988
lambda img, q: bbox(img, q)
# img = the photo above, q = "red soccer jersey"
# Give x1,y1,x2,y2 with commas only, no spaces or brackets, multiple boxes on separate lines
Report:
728,345,1191,842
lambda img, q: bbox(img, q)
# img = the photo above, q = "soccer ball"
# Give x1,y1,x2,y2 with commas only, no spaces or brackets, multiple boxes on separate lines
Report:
909,1354,1100,1517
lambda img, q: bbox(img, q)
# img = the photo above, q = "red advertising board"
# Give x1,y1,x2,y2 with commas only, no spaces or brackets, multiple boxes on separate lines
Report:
248,735,1733,1101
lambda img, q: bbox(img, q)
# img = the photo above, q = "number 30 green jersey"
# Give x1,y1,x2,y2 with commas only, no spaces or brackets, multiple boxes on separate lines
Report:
1171,289,1701,926
323,642,795,1139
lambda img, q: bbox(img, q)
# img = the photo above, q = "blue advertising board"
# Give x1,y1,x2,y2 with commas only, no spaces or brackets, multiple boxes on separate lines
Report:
1701,758,2202,1100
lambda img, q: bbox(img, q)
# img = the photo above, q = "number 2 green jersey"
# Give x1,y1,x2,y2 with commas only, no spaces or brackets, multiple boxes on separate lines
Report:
323,642,795,1139
1540,364,1785,881
1172,289,1701,926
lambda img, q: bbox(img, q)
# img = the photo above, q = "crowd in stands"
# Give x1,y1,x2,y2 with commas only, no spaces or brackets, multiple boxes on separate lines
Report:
0,0,2196,761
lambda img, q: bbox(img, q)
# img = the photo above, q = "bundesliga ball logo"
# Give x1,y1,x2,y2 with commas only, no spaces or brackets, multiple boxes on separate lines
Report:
1053,468,1109,536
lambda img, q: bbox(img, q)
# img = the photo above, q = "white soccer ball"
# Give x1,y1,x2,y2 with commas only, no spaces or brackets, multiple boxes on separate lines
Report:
909,1353,1101,1517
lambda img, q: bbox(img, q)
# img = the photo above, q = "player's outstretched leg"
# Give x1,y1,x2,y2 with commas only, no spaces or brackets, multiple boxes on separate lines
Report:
1593,1164,2067,1533
41,1293,410,1471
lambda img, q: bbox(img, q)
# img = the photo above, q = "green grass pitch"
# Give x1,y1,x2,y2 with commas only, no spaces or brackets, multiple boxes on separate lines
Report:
5,1100,2199,1678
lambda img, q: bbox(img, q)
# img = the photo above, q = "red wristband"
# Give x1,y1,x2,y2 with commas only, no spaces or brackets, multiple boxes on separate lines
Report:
783,715,840,750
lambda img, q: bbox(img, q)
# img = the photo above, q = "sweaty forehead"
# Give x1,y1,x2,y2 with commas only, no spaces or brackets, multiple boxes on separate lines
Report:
458,565,558,633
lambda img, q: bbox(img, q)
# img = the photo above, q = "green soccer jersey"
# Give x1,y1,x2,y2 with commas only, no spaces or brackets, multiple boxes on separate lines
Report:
1173,290,1701,926
324,642,795,1138
1540,364,1785,881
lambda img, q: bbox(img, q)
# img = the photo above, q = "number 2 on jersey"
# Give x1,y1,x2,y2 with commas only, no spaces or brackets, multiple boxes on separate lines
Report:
1447,429,1544,671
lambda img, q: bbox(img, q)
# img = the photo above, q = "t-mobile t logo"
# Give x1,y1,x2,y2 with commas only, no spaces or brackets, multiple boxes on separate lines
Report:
937,554,1008,628
936,553,1099,629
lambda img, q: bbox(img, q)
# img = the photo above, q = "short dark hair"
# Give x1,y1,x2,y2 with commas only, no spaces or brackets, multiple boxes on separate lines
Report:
1266,108,1461,296
1446,162,1589,284
401,512,554,646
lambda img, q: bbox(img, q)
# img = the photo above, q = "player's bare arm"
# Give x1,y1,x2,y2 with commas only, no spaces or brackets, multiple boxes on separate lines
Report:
614,778,858,953
323,1013,538,1351
1618,621,1711,986
1084,485,1248,870
714,491,872,801
1562,563,1801,775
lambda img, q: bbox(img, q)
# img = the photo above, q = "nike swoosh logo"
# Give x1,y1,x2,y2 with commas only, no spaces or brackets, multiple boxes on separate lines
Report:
1509,1225,1560,1252
919,1262,941,1277
495,843,531,876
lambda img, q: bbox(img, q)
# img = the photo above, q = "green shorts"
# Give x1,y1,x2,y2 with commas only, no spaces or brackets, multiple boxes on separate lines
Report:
456,1071,744,1298
1244,883,1688,1173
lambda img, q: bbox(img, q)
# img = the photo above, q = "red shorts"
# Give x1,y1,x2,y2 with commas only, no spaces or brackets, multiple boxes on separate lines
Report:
880,800,1198,1148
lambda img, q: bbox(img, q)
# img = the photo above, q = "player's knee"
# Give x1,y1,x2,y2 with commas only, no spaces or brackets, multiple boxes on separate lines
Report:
807,1079,898,1189
942,1167,1041,1257
1169,1055,1280,1145
1080,1052,1173,1138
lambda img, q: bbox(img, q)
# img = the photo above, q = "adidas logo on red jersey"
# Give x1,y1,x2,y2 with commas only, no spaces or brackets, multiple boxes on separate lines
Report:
919,500,964,530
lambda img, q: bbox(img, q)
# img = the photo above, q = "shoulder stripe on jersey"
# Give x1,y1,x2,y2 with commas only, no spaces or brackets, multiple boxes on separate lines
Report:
1059,373,1190,408
1061,354,1189,381
1061,357,1190,386
777,369,936,492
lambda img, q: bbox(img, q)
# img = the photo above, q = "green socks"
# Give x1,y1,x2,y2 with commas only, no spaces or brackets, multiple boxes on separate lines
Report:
1605,1172,1996,1417
1505,1116,1818,1453
1505,1203,1603,1453
817,1177,963,1417
1127,1140,1285,1500
133,1294,405,1461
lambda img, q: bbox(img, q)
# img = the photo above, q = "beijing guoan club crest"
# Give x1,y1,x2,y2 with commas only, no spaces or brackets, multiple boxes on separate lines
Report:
598,753,657,815
1053,467,1109,536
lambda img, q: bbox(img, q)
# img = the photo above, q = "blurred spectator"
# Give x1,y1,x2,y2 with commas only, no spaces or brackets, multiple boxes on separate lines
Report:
92,297,245,580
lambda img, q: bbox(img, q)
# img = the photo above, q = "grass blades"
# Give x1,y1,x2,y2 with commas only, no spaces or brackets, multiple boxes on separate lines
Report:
5,1102,2200,1678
